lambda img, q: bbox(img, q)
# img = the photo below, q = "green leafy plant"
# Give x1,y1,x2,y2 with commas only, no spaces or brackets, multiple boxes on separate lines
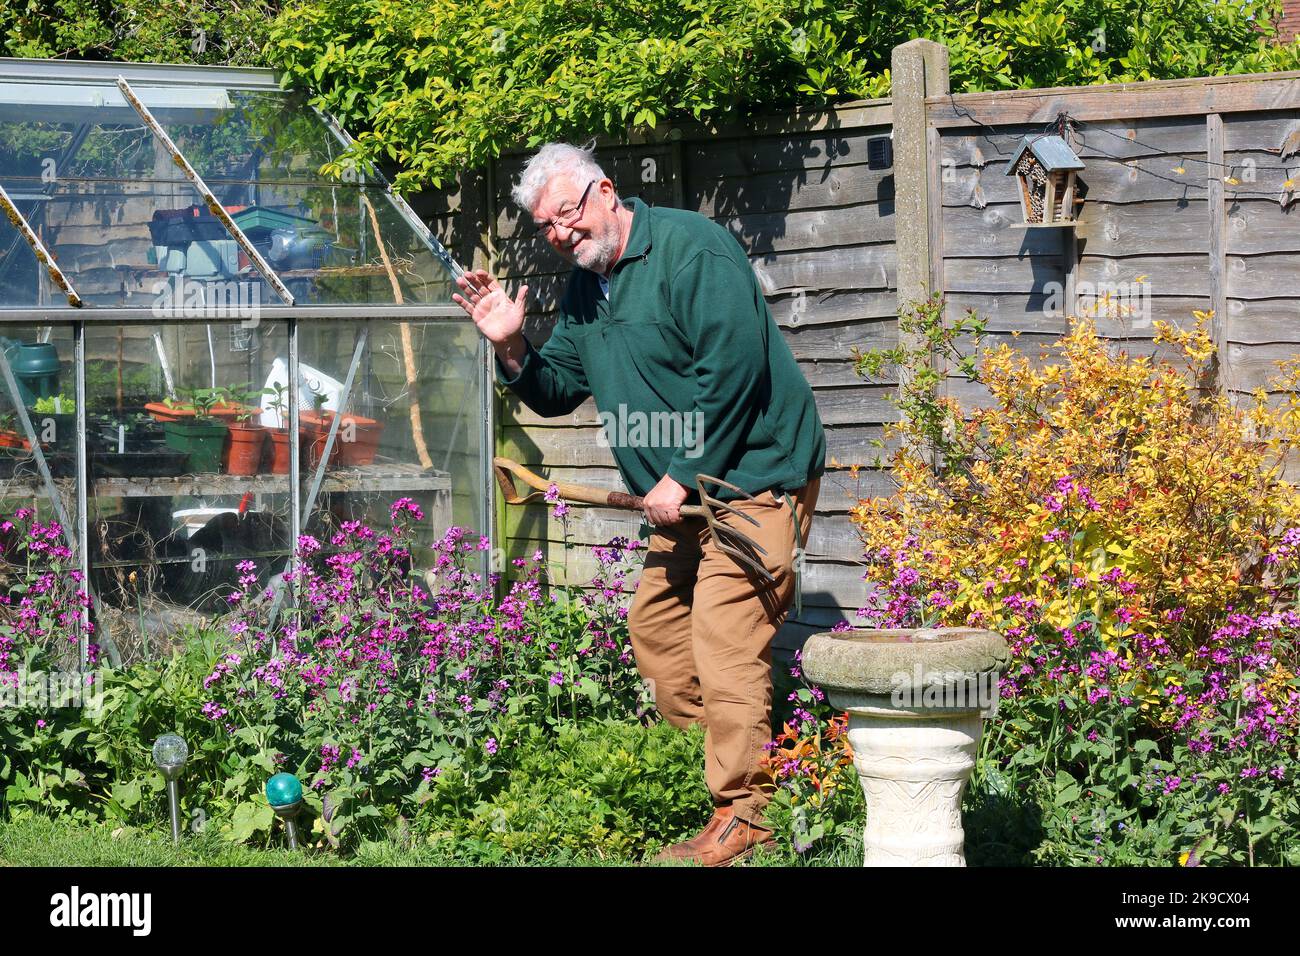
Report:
264,382,290,426
165,387,224,421
0,0,276,64
775,299,1300,867
220,383,272,424
265,0,1300,191
427,719,707,862
32,394,75,415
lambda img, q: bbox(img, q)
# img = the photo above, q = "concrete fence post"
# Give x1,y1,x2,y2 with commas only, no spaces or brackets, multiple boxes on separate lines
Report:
890,39,950,459
891,39,950,315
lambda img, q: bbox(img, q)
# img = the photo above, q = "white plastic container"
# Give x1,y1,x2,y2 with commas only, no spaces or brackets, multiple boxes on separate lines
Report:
258,357,345,427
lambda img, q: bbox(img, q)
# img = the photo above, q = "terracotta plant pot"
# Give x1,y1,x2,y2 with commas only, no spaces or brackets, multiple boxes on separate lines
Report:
224,421,268,476
145,401,258,424
0,430,31,451
211,403,259,425
336,414,384,466
296,410,336,469
268,426,294,475
300,415,341,469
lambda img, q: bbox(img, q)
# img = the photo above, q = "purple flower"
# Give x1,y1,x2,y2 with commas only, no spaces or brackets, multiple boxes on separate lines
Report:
390,497,425,523
201,701,228,721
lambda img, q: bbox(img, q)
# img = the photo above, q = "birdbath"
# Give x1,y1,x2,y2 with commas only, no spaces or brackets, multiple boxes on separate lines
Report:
802,627,1009,867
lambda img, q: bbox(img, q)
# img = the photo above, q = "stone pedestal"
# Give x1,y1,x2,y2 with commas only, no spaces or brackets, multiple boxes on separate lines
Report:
802,627,1009,867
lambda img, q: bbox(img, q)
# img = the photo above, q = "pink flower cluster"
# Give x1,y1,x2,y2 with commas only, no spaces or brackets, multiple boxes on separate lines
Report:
198,504,648,795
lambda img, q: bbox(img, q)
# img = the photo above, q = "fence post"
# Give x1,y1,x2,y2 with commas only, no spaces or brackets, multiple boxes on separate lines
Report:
891,40,950,451
891,39,949,316
1206,113,1230,393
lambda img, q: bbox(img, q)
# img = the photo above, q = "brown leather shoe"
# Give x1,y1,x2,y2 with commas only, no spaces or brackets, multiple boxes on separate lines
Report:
652,808,773,867
653,808,733,864
696,814,774,867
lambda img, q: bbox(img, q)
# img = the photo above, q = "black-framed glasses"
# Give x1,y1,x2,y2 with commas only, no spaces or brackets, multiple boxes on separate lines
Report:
534,179,596,239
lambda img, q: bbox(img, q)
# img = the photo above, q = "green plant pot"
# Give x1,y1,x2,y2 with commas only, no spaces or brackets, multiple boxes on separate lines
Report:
162,419,227,473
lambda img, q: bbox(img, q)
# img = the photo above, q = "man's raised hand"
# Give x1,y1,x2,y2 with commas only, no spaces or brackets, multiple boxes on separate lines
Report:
453,269,529,345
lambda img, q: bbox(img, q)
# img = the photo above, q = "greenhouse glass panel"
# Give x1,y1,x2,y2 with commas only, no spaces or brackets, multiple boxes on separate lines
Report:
296,318,483,559
82,320,294,662
0,202,66,309
157,89,353,186
0,78,455,309
0,58,490,664
149,184,456,307
0,321,86,667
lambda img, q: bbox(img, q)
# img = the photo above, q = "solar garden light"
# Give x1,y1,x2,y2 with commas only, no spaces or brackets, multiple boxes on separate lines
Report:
151,734,189,845
266,772,304,849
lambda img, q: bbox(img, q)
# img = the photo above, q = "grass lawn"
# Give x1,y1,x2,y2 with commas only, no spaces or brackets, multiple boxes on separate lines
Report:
0,815,864,867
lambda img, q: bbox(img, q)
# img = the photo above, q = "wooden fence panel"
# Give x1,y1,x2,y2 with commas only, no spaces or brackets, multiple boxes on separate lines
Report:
1221,111,1300,395
422,61,1300,652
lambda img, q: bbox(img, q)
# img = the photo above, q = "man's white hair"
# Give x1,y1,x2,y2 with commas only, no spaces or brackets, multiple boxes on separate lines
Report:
512,142,610,214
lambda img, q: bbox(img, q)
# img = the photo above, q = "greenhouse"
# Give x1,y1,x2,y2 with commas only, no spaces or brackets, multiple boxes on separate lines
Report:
0,57,489,666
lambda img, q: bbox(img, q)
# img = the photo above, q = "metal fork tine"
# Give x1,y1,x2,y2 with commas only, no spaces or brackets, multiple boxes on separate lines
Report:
698,494,763,529
713,538,775,583
700,474,753,498
695,473,776,584
711,521,769,557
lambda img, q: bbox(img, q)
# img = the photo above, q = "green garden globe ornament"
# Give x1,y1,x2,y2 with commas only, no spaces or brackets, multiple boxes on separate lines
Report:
266,772,304,849
151,734,188,845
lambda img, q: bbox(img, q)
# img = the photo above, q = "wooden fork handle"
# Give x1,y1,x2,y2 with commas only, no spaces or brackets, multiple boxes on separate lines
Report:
493,457,703,515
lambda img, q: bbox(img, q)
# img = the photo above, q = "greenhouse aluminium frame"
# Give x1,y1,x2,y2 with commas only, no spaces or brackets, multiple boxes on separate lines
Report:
0,57,494,666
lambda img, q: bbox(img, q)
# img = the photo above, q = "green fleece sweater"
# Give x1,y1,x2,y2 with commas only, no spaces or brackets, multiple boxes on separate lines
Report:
499,197,825,500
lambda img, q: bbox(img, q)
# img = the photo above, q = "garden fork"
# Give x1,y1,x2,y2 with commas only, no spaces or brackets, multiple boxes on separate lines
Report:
492,457,774,583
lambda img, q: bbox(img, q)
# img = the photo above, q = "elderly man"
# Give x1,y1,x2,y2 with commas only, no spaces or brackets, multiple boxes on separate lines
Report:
452,142,824,866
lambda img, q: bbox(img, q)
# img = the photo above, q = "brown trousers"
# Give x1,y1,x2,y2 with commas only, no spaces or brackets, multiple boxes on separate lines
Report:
628,479,819,824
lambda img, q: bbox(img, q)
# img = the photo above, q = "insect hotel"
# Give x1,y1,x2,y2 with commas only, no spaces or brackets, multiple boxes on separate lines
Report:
1005,134,1086,226
0,58,491,665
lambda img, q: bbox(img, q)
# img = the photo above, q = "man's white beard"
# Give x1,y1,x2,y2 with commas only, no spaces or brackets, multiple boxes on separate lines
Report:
570,230,620,272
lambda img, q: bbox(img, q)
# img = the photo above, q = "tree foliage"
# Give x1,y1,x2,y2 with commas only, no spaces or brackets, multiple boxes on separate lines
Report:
265,0,1300,191
7,1,1300,191
1,0,276,64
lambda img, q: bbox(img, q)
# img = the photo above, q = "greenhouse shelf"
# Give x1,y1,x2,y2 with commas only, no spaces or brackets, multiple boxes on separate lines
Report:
0,463,452,500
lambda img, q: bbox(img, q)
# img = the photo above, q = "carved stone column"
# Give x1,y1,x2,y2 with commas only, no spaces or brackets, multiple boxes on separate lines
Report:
802,628,1009,867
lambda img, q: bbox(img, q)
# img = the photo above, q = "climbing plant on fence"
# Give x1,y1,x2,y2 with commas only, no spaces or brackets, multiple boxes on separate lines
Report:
263,0,1300,191
8,2,1300,190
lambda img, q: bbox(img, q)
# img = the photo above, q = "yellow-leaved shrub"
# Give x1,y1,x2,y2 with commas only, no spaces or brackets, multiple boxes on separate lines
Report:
851,298,1300,659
